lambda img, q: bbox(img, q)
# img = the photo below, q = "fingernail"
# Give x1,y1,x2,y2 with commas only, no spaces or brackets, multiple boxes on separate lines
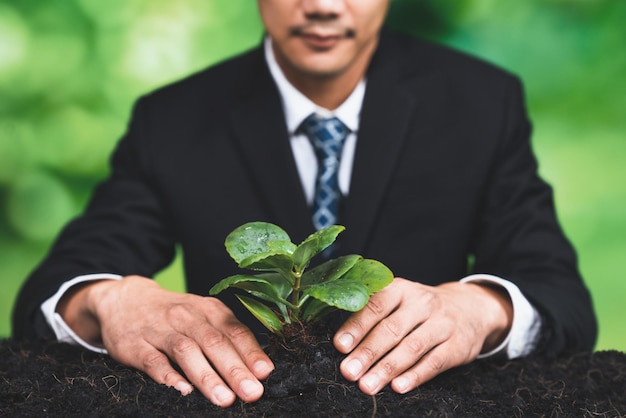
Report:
174,381,193,396
253,360,273,376
212,385,235,406
345,358,363,378
338,333,354,349
361,374,381,392
394,377,410,393
240,379,262,398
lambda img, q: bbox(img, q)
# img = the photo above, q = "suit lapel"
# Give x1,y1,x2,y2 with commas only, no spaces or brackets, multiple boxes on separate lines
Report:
228,51,313,243
342,31,435,255
342,82,414,253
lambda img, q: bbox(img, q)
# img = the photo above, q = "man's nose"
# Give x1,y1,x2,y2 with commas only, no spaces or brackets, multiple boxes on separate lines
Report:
302,0,346,18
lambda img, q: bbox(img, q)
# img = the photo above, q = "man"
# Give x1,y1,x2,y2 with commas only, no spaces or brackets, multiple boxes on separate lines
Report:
13,0,596,409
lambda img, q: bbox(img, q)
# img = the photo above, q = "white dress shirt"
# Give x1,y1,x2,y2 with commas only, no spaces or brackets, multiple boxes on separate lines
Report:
40,37,542,360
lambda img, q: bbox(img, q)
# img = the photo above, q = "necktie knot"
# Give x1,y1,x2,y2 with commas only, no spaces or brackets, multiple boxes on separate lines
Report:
299,113,351,233
300,114,350,164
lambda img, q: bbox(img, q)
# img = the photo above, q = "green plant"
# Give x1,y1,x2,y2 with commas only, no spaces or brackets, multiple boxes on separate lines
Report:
209,222,393,334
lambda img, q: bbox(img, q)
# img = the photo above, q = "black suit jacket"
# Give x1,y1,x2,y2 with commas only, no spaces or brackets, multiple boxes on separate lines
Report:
13,29,596,355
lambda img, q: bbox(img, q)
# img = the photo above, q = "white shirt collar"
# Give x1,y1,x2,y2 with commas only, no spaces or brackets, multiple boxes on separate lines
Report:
263,36,365,134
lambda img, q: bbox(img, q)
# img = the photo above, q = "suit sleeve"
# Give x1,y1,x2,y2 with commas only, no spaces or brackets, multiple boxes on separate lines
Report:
472,78,597,355
12,98,177,341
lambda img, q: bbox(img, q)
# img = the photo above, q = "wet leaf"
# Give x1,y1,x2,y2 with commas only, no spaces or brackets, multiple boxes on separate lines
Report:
339,259,394,294
301,255,362,287
209,274,270,296
303,281,370,312
210,274,294,311
225,222,295,264
293,225,345,271
239,252,294,276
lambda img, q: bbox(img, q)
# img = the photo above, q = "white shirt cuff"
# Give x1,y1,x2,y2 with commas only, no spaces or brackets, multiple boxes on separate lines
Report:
40,273,123,354
461,274,542,359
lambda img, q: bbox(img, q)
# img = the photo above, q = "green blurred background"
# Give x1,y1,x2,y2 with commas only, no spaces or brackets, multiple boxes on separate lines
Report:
1,1,624,350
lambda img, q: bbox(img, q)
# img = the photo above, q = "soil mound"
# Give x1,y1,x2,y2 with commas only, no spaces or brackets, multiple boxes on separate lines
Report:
1,338,625,417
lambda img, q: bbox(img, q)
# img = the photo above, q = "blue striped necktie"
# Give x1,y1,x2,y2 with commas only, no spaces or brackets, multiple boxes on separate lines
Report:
299,113,351,231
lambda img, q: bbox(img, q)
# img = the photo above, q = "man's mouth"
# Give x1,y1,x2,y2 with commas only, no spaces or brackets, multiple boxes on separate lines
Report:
290,23,355,49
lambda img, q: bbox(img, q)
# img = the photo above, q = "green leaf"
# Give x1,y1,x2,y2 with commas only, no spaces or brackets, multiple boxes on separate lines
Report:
225,222,294,264
209,273,294,308
339,259,394,294
303,280,370,312
236,295,283,334
301,298,336,322
217,222,393,330
268,239,298,254
292,236,319,272
209,274,269,296
301,254,362,287
260,272,293,300
239,252,294,275
293,225,345,271
209,273,294,326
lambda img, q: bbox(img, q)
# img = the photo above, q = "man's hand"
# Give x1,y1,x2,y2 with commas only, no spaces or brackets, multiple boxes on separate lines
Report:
57,275,274,407
333,278,513,395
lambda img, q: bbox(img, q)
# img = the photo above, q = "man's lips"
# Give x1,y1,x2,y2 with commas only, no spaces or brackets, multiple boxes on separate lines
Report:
290,24,355,49
299,33,343,49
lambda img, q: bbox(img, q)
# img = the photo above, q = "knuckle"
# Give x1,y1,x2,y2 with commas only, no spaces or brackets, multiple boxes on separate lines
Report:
379,358,398,378
365,296,387,316
225,322,252,340
240,345,265,361
170,336,199,356
199,369,219,388
161,368,181,386
226,365,248,380
346,316,368,335
404,335,427,357
380,317,403,340
359,344,379,364
199,331,229,350
141,350,169,373
419,290,437,309
425,352,447,374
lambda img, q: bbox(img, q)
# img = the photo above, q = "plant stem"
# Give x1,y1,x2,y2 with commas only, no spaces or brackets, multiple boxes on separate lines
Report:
291,269,302,319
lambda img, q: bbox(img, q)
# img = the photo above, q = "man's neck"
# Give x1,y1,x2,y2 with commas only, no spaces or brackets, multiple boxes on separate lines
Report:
282,71,360,111
272,41,378,111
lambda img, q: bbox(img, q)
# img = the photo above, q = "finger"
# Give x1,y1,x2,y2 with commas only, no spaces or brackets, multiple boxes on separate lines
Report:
334,279,402,353
339,309,417,383
184,323,265,404
388,319,481,394
194,297,274,379
219,315,275,380
155,333,234,406
390,344,463,394
357,321,448,395
113,342,194,397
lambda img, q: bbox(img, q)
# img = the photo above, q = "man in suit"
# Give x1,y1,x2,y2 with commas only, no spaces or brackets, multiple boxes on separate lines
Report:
13,0,596,408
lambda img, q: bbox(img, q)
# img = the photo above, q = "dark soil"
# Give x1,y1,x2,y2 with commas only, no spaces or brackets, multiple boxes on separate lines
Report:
1,334,625,417
264,321,341,399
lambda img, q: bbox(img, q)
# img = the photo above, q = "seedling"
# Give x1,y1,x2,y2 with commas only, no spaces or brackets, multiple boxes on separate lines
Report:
210,222,393,334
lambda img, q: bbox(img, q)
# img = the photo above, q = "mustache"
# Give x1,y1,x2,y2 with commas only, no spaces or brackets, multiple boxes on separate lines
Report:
289,22,356,38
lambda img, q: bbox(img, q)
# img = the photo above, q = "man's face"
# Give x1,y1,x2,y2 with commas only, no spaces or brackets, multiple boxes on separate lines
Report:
258,0,390,81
